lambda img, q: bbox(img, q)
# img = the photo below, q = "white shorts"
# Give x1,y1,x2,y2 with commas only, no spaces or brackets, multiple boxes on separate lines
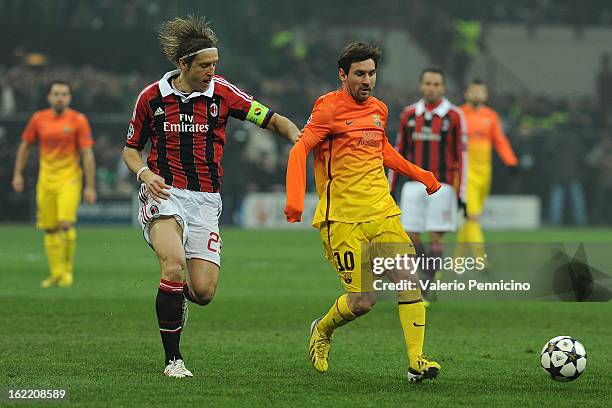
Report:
138,184,223,266
399,182,457,233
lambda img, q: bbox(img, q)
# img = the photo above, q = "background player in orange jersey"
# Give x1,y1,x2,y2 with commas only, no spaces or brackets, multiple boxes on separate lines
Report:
285,42,442,383
457,79,518,252
12,81,96,288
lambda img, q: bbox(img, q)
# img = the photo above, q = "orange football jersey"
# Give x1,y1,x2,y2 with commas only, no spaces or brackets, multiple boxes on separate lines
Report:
22,108,93,187
460,104,517,172
285,89,439,227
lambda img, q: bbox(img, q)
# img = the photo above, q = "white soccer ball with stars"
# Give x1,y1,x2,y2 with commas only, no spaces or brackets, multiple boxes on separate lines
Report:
540,336,587,382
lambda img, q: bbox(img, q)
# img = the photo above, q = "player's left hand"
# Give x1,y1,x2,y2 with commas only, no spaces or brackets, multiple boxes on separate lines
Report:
422,171,441,195
83,187,97,204
290,131,301,144
426,180,441,195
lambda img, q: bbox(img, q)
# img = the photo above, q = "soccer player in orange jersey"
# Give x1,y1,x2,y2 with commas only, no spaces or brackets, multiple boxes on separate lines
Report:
285,42,442,382
458,79,518,251
12,81,96,288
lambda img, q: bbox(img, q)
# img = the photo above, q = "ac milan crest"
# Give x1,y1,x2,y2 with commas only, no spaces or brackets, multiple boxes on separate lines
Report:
210,102,218,117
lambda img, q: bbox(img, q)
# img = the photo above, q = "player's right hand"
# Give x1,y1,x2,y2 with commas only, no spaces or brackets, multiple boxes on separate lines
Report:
285,205,302,223
141,170,171,203
12,174,24,193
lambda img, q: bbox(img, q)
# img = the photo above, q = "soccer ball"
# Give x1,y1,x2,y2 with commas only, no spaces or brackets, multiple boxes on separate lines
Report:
540,336,587,382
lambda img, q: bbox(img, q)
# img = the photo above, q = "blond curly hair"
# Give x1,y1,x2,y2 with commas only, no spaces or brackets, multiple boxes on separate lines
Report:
159,15,219,67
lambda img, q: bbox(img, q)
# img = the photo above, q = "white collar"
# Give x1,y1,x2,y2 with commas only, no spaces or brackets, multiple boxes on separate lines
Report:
158,69,215,99
415,97,451,117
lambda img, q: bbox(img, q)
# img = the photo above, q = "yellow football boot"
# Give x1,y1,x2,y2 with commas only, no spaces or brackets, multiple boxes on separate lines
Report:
40,276,60,288
58,273,73,288
408,355,441,383
308,318,332,373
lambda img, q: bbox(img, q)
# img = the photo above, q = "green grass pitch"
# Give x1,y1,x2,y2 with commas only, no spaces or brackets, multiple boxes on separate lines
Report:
1,225,611,407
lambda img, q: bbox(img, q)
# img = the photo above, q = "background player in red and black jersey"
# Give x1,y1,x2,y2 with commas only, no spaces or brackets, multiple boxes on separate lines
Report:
122,16,300,378
388,67,467,298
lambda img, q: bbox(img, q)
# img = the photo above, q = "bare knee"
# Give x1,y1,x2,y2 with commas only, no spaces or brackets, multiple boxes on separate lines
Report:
348,293,377,316
160,256,185,282
188,282,217,306
186,259,219,306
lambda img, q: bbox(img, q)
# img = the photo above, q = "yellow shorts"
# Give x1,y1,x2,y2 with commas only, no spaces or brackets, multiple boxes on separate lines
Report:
319,215,416,293
466,169,491,216
36,177,82,230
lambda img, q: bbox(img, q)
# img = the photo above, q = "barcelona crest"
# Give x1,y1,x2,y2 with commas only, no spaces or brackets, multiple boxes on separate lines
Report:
372,114,382,127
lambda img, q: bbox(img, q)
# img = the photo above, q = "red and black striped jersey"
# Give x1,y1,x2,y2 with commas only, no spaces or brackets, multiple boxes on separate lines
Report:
125,69,274,192
389,97,467,201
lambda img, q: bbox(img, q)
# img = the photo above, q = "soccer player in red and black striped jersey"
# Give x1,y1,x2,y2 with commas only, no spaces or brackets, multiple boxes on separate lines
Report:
388,67,467,299
122,16,300,378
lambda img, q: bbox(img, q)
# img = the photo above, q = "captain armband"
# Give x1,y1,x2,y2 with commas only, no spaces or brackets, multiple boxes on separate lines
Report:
246,100,273,128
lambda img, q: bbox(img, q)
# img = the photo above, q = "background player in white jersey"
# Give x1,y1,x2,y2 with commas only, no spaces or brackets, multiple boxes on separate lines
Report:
389,68,467,299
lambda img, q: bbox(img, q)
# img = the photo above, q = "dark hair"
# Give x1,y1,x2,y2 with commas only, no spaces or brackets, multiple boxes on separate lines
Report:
159,15,219,67
337,42,381,75
468,78,486,86
47,80,71,94
419,67,446,83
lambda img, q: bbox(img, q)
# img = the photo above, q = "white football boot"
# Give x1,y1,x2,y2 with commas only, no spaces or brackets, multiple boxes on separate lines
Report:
164,359,193,378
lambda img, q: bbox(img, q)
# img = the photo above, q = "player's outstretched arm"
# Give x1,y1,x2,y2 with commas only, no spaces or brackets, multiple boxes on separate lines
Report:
285,95,333,221
491,112,519,167
12,141,33,193
285,139,309,222
81,147,97,204
123,146,171,203
266,113,301,144
382,142,441,195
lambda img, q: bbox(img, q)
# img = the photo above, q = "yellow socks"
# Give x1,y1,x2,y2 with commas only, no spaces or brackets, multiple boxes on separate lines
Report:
456,221,467,243
398,289,426,367
42,228,76,287
58,228,76,287
315,291,427,370
463,219,484,243
43,232,64,281
60,228,77,276
457,219,486,261
316,294,356,336
462,219,485,259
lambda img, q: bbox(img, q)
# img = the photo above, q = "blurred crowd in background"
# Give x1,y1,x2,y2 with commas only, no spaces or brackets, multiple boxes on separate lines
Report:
1,0,612,225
